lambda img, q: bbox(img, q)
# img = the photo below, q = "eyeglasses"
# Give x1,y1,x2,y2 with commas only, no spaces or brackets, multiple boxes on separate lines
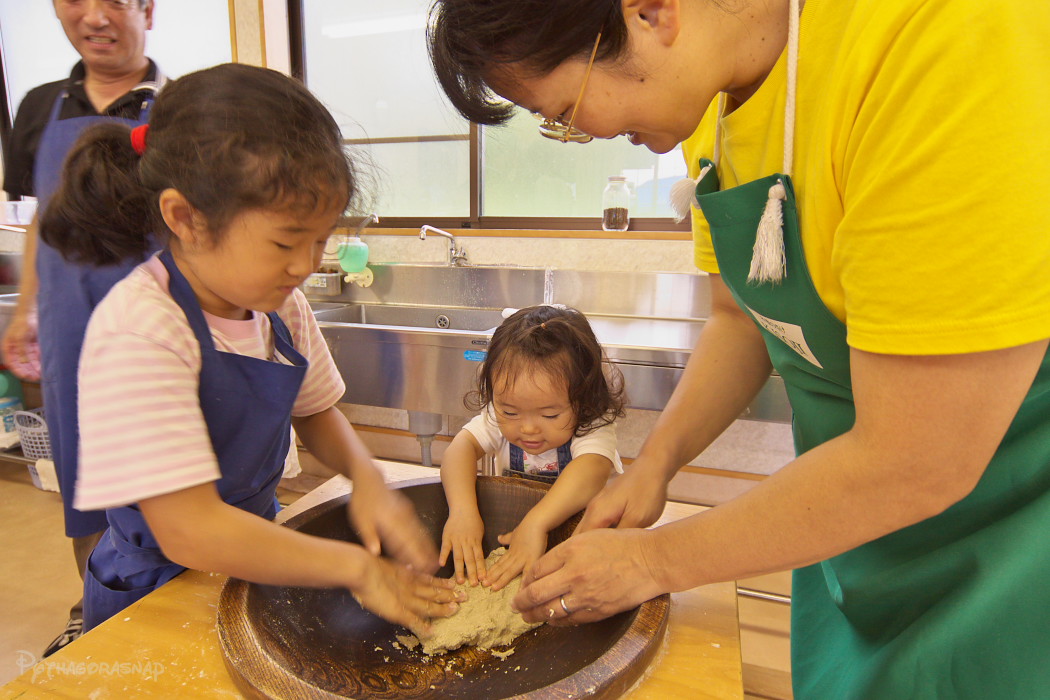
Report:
538,32,602,144
59,0,140,12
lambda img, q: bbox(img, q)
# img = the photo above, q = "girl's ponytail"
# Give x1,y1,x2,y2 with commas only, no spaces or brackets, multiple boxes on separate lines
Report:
40,121,159,266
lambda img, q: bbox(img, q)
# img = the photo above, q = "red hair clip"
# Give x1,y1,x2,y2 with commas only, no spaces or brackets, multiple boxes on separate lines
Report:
130,124,149,155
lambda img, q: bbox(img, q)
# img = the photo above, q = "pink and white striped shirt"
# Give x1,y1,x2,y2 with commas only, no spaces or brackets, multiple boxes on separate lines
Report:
74,255,345,511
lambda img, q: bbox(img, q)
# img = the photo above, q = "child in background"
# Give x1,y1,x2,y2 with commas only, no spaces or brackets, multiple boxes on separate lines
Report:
40,63,460,632
440,305,626,590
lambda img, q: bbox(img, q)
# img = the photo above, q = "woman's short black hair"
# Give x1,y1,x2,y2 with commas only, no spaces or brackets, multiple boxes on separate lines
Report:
427,0,629,124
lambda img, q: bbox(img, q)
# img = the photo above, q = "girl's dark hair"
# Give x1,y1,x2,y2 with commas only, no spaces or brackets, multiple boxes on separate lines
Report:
427,0,629,125
41,63,356,266
467,305,626,436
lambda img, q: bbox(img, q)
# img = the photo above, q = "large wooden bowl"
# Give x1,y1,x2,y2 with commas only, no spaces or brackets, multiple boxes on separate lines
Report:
217,476,670,699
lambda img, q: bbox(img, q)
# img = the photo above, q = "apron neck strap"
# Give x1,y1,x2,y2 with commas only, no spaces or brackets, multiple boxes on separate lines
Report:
782,0,800,176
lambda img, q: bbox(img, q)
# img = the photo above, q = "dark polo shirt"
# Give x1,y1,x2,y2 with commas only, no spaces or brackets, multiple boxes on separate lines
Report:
3,59,160,198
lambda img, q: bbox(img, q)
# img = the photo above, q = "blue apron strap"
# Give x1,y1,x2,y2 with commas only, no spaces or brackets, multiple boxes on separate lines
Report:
138,95,155,121
268,310,308,368
508,443,525,473
158,249,216,352
46,91,67,124
556,442,573,472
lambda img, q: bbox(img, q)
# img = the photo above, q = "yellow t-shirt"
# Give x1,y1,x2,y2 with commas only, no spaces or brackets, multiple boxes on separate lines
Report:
684,0,1050,355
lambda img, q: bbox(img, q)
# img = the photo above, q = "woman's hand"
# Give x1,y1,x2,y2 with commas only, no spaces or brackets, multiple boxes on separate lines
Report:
348,472,439,574
484,523,547,591
575,464,669,534
512,527,664,626
439,510,487,585
352,555,463,632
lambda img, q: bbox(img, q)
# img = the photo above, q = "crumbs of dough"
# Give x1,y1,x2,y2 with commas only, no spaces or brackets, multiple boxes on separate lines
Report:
395,634,420,650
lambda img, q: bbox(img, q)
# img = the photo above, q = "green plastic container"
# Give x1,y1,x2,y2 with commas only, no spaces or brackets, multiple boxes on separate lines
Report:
337,239,369,273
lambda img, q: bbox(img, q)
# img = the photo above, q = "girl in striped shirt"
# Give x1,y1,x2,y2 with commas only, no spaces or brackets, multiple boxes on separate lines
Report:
40,63,462,632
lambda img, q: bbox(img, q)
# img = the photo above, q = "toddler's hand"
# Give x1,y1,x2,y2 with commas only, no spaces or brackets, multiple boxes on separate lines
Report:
439,511,486,585
352,554,463,632
484,524,547,592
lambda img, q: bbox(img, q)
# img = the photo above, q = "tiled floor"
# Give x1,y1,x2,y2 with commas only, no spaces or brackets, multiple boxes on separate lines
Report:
0,462,82,685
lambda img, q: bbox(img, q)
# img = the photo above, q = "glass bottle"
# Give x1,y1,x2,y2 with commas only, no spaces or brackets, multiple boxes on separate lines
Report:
602,176,630,232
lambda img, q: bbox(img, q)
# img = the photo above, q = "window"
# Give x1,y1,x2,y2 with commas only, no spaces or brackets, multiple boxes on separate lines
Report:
294,0,687,232
1,0,232,118
0,0,233,200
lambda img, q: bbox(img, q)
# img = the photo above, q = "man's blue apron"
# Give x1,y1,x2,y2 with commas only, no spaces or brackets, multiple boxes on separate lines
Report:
83,249,308,630
33,90,158,537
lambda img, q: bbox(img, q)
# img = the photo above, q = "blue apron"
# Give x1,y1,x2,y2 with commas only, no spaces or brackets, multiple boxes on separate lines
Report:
83,249,308,630
34,90,159,537
504,442,573,484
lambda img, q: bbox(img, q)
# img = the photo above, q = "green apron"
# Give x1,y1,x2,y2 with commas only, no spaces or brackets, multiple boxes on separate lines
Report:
696,161,1050,698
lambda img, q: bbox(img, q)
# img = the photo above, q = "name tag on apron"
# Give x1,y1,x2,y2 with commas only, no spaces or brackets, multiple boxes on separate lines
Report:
745,306,823,369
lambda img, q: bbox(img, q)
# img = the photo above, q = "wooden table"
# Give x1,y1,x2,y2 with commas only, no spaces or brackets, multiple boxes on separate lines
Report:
0,461,743,699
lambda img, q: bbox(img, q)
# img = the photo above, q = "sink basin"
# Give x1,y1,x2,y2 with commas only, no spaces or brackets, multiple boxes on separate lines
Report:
313,303,504,332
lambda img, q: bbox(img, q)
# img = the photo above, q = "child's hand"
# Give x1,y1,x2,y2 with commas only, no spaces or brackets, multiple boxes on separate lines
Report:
484,523,548,592
352,554,464,632
348,473,439,574
439,511,487,585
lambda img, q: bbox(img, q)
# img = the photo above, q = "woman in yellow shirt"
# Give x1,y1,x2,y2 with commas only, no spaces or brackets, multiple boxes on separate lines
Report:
429,0,1050,696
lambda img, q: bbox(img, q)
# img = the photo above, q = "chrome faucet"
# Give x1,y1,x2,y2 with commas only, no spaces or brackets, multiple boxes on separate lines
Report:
419,225,468,267
354,212,379,236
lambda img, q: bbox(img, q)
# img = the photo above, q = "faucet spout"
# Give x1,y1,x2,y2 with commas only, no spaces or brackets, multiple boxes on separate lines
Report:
419,225,468,266
355,212,379,236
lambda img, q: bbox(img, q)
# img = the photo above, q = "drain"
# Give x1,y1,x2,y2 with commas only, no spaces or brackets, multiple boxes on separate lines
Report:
436,314,451,329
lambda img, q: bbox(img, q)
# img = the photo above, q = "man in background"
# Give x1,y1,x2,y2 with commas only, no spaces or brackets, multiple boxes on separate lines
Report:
1,0,162,656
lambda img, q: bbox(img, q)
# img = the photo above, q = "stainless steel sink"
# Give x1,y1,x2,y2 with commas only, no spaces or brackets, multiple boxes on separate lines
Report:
313,303,504,332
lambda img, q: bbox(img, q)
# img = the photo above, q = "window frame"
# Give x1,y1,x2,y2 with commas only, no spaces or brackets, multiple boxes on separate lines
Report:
287,0,688,236
0,40,12,154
